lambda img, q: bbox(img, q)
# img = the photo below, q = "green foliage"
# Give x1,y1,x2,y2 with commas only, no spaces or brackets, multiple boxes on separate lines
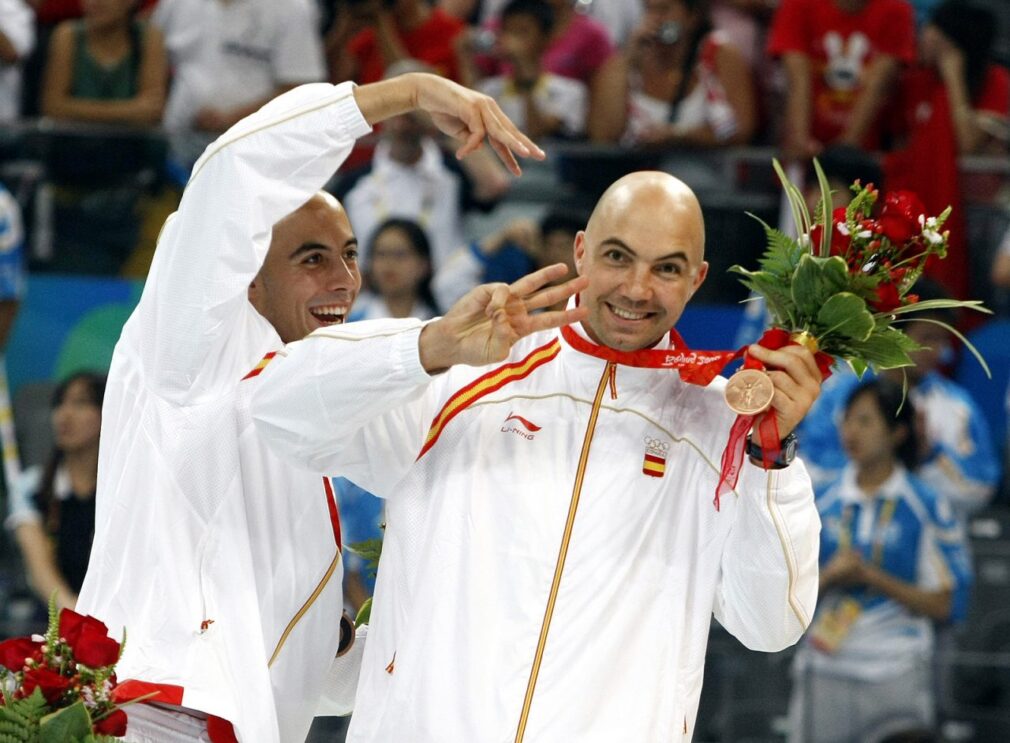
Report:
816,293,875,342
0,689,47,743
355,598,373,627
39,702,92,743
348,537,383,580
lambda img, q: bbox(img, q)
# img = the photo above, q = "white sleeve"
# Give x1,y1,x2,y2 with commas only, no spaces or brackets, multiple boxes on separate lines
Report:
0,0,35,58
131,83,371,404
252,319,439,496
272,0,326,85
315,625,367,716
713,461,820,652
4,466,42,531
552,78,588,138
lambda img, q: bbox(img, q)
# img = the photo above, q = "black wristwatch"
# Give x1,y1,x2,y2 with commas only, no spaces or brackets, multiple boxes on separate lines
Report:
746,431,798,470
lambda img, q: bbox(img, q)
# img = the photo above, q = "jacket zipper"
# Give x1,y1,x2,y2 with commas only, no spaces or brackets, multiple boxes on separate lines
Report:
514,361,614,742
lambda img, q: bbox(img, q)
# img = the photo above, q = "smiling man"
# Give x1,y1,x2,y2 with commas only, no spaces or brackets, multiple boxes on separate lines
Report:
74,72,545,743
252,171,825,741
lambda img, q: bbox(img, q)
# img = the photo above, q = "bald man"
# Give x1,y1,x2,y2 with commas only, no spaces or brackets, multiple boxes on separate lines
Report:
252,171,824,742
75,73,545,743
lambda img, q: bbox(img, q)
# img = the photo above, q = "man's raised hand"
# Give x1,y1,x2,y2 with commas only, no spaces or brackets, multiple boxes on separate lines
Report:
354,72,545,176
419,264,588,373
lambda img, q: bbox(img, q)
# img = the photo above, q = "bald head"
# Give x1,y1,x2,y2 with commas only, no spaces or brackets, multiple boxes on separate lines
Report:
586,171,705,257
573,171,708,350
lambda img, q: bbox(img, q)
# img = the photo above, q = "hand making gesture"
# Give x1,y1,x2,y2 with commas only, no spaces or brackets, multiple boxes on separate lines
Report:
419,264,588,372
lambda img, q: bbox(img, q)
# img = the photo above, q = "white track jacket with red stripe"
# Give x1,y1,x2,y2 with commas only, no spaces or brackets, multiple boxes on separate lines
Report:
252,317,821,742
76,83,372,743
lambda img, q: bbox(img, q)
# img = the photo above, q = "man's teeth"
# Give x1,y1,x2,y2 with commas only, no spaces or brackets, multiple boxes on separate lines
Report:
610,305,648,321
311,305,347,324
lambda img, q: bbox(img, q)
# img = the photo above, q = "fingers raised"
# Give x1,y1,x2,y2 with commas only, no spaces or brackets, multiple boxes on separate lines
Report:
509,262,573,298
524,274,588,312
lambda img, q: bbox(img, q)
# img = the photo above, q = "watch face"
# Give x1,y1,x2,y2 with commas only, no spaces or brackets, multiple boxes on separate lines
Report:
782,435,798,462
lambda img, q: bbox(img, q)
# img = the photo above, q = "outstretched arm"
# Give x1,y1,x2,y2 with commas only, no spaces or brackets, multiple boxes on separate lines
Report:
418,264,587,372
135,72,545,402
252,266,586,491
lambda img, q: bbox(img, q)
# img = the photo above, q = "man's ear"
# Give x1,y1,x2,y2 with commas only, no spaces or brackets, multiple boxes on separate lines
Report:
690,261,709,297
574,231,586,275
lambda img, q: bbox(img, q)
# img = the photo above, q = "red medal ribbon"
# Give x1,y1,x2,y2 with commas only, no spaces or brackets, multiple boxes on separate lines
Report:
560,324,833,509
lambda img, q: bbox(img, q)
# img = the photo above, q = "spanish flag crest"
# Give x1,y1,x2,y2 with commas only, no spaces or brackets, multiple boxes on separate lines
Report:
642,436,669,478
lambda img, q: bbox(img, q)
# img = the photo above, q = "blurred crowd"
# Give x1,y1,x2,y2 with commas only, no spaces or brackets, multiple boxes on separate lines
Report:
2,0,1010,741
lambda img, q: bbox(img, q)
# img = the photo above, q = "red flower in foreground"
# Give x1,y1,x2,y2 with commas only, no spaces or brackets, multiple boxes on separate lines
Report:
94,708,128,736
59,608,119,667
0,637,43,672
59,608,109,646
21,667,73,704
871,281,902,312
879,191,926,246
74,630,121,668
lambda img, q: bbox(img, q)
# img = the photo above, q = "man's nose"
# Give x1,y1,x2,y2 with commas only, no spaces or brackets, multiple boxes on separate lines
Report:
621,265,653,302
327,257,359,290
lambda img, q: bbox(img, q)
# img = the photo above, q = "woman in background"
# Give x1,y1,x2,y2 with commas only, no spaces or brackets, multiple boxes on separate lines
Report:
41,0,166,125
350,217,440,322
788,377,972,743
620,0,756,148
5,372,105,612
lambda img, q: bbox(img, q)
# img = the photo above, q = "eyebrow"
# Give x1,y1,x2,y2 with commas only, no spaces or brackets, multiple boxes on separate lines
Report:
289,239,358,259
599,238,689,263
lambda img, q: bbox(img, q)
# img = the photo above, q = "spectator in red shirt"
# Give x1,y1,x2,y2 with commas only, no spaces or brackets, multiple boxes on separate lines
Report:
327,0,464,84
884,0,1010,301
767,0,916,159
457,0,625,141
894,0,1009,156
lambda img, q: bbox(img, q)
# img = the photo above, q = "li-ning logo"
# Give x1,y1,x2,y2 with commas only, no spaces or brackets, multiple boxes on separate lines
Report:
643,435,670,478
501,411,541,440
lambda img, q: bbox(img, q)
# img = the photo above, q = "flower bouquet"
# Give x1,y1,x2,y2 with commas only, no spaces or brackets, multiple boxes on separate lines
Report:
0,599,141,742
730,159,989,379
713,159,989,501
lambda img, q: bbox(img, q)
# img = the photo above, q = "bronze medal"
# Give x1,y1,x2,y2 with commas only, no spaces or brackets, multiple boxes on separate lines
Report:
724,368,774,415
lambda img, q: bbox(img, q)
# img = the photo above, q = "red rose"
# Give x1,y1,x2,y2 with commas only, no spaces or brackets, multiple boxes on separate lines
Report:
21,667,73,704
59,609,119,666
59,609,109,646
94,708,128,737
870,281,902,312
74,629,121,668
878,191,926,247
0,637,43,672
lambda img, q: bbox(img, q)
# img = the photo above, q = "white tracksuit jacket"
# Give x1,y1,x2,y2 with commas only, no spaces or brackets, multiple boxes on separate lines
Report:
252,318,821,742
76,83,372,743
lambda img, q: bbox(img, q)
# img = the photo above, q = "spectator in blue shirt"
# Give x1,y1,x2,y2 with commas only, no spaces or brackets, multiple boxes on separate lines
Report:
788,377,973,743
796,279,1000,522
0,182,24,350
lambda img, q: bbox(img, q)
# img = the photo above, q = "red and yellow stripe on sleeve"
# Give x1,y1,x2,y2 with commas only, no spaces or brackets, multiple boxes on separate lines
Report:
242,351,277,380
417,339,560,460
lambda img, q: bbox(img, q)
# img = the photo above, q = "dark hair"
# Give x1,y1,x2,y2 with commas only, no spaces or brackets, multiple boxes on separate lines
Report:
844,377,921,470
808,144,884,193
367,217,439,314
501,0,554,35
667,1,714,120
929,0,999,99
37,371,106,534
540,208,587,237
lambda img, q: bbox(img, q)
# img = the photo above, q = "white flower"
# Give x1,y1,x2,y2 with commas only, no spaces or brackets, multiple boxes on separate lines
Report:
857,230,873,239
924,229,944,245
836,222,850,236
